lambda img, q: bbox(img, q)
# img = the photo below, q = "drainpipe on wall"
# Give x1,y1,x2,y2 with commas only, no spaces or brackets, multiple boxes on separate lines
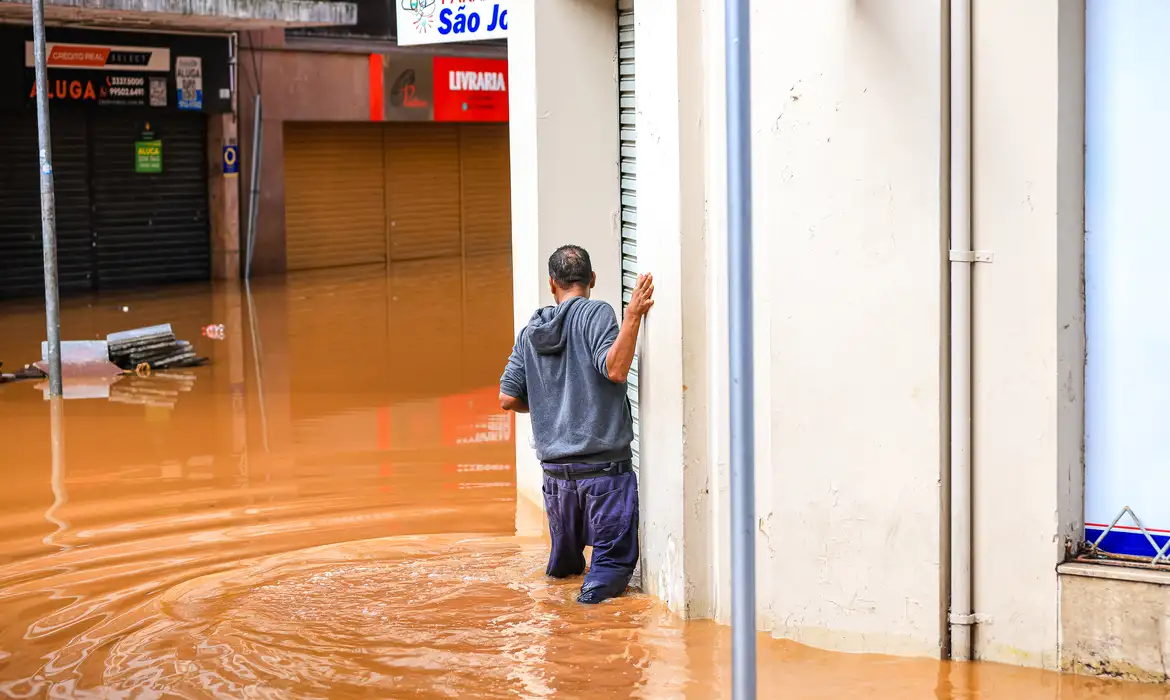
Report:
948,0,976,662
229,33,238,115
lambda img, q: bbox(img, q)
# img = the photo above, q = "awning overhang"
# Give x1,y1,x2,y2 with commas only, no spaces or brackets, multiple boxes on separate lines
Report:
0,0,356,31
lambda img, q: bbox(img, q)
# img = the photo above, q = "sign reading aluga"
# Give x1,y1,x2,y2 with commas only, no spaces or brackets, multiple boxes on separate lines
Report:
176,56,203,110
396,0,508,46
135,140,162,173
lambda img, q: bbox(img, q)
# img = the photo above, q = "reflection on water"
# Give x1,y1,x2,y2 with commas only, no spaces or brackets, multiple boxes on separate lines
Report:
0,253,1166,698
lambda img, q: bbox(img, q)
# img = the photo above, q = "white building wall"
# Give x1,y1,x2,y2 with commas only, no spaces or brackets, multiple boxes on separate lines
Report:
631,0,710,614
749,0,947,656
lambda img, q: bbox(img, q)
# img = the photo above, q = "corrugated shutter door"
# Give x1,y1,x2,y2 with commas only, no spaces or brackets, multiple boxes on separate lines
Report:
90,110,210,288
284,123,387,272
459,124,513,386
0,111,93,299
618,0,640,472
385,123,462,262
459,124,511,255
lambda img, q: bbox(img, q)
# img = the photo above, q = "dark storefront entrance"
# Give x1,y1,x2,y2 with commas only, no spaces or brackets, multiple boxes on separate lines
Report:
0,27,231,299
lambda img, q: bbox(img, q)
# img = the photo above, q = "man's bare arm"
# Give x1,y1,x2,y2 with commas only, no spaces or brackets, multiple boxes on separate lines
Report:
499,393,529,413
605,273,654,383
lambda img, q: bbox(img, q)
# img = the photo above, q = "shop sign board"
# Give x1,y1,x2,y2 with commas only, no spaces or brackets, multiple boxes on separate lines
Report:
28,72,153,106
135,140,162,174
149,77,167,107
396,0,508,46
176,56,202,110
7,28,232,113
382,54,434,122
24,41,168,108
24,41,171,72
223,145,239,177
432,56,507,122
135,120,162,173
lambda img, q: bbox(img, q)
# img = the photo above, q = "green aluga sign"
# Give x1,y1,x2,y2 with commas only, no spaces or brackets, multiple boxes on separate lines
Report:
135,140,162,173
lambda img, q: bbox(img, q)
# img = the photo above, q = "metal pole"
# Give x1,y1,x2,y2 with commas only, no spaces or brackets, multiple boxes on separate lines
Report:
726,0,756,697
244,94,262,280
32,0,62,397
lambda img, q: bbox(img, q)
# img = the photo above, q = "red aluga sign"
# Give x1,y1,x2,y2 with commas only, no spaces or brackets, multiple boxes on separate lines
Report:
432,56,508,123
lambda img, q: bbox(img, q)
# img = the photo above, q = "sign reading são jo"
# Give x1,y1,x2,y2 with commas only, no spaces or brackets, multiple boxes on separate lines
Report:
396,1,507,47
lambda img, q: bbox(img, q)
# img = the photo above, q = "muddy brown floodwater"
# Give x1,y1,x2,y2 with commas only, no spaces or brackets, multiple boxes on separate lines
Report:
0,256,1166,699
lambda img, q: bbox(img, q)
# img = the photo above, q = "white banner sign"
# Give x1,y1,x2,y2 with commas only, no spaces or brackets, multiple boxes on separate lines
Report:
396,0,508,46
176,56,203,110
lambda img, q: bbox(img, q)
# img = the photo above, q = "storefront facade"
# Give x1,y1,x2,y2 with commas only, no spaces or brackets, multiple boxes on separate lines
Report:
506,0,1170,683
238,33,511,276
0,26,233,299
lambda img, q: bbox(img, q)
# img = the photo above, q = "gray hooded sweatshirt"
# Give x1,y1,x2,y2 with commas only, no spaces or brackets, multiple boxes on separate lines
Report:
499,296,633,464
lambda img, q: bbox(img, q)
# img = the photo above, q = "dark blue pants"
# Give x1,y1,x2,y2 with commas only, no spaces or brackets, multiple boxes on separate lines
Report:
541,464,639,599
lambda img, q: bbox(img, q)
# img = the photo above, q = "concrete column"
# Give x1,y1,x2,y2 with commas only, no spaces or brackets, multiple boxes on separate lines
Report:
507,0,621,510
208,112,240,279
699,0,734,626
971,0,1085,668
632,0,712,616
237,29,294,277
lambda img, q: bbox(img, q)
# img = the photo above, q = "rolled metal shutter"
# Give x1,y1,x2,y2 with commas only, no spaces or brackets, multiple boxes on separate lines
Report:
459,123,513,386
0,111,93,299
618,0,640,471
459,123,511,256
385,123,462,262
284,122,387,272
90,111,210,288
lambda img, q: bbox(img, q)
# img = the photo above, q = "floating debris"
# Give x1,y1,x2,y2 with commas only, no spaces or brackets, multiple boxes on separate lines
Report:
107,324,208,370
36,340,121,378
0,363,46,384
0,325,207,390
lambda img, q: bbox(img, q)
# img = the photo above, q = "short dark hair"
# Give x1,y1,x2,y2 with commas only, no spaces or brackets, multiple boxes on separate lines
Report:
548,245,593,289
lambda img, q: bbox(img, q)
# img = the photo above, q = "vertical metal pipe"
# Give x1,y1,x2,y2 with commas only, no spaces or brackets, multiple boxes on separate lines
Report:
948,0,975,662
244,94,262,280
725,0,757,696
32,0,62,397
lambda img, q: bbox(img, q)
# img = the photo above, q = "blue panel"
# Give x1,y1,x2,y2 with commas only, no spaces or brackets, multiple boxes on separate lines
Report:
1086,527,1170,559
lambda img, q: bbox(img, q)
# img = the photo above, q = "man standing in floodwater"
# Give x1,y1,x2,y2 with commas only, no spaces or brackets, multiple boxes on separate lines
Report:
499,245,655,604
